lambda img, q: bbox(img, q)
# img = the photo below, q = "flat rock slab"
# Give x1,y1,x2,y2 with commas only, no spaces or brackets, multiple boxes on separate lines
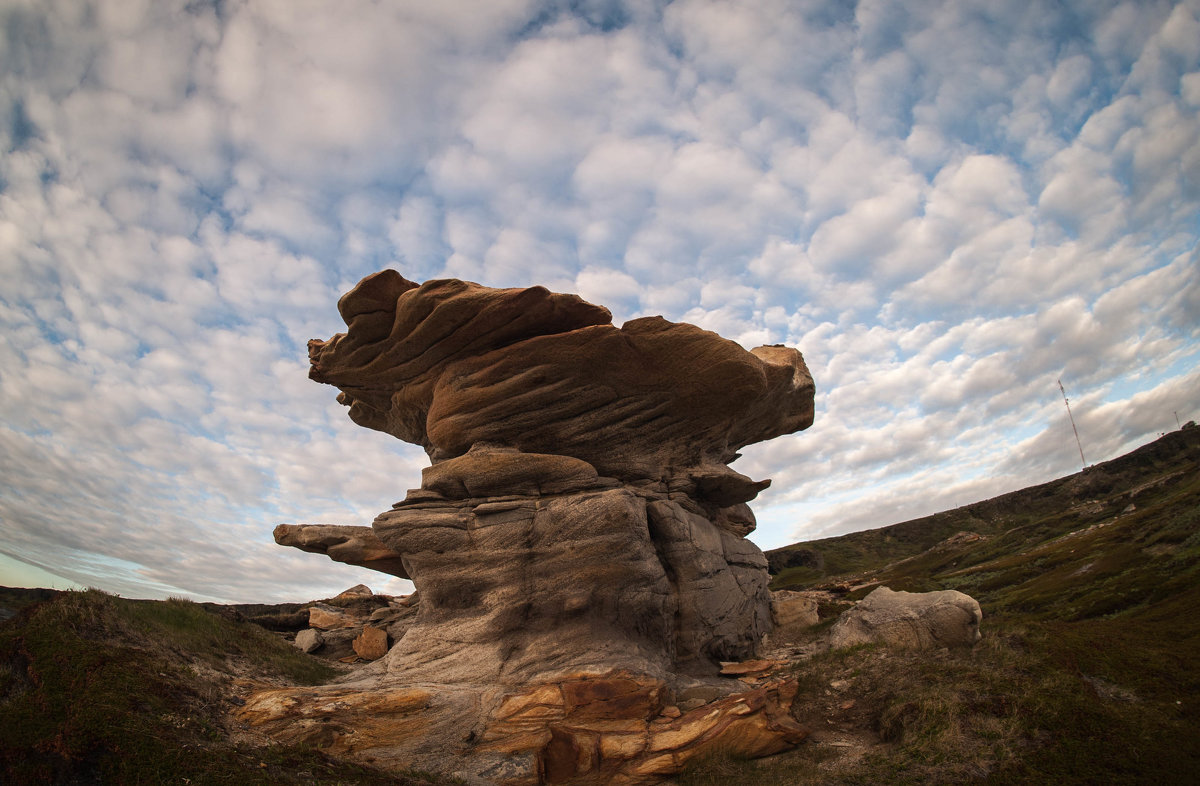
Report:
718,659,778,676
307,603,361,631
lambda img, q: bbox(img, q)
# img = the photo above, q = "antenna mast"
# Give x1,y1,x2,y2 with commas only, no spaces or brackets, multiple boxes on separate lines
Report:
1058,379,1086,469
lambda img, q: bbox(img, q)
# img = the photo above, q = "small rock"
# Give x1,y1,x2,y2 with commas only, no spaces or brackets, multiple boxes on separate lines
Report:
353,626,390,661
294,628,323,653
719,659,775,676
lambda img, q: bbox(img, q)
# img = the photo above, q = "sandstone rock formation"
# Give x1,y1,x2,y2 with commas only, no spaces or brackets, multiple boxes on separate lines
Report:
768,590,821,645
274,524,409,578
307,271,814,484
827,586,983,650
245,271,817,783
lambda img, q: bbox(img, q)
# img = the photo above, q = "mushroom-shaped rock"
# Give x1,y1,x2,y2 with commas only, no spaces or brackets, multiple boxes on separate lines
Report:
287,271,816,682
259,271,818,783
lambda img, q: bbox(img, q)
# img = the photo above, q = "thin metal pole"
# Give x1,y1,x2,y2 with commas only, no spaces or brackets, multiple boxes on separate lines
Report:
1059,379,1086,469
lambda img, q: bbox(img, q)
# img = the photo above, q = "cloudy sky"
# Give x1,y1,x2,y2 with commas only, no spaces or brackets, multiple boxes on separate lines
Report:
1,0,1197,603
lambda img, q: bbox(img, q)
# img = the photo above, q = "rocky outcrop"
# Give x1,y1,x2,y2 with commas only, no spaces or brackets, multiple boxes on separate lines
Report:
245,271,817,783
828,587,983,650
768,590,821,645
281,586,417,663
274,524,409,578
306,271,814,483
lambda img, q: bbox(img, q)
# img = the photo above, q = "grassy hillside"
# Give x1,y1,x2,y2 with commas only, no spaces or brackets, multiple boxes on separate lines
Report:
768,424,1200,592
0,589,458,785
674,425,1200,785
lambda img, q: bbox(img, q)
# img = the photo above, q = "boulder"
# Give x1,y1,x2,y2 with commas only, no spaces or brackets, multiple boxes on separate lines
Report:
352,627,389,661
768,590,820,644
293,628,323,654
306,603,359,631
828,587,983,650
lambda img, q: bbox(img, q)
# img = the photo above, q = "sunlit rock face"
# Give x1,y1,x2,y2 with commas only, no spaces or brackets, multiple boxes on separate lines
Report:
251,271,817,783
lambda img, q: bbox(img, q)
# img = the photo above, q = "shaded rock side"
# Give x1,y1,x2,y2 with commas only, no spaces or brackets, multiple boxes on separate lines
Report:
828,586,983,650
373,449,772,683
307,271,814,481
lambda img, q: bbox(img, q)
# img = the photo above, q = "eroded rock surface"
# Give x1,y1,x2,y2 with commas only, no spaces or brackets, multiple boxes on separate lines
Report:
768,590,821,645
246,271,817,783
274,524,409,579
307,271,814,483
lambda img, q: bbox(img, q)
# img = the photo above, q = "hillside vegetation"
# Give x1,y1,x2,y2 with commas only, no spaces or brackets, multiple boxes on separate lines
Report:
674,425,1200,784
0,589,459,785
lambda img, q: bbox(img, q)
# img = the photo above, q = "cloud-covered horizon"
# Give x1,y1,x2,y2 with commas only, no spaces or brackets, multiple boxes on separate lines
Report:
2,0,1197,603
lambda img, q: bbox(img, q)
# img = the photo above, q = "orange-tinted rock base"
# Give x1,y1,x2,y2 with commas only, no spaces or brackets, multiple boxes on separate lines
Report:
236,670,808,785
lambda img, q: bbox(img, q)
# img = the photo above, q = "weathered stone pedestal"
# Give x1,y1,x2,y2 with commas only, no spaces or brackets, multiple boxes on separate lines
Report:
240,271,816,783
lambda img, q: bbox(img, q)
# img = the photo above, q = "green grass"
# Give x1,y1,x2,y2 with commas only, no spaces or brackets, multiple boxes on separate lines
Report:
0,589,457,785
768,427,1200,593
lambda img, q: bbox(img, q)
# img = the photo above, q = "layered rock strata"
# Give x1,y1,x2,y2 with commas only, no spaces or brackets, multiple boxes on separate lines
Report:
245,271,817,783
